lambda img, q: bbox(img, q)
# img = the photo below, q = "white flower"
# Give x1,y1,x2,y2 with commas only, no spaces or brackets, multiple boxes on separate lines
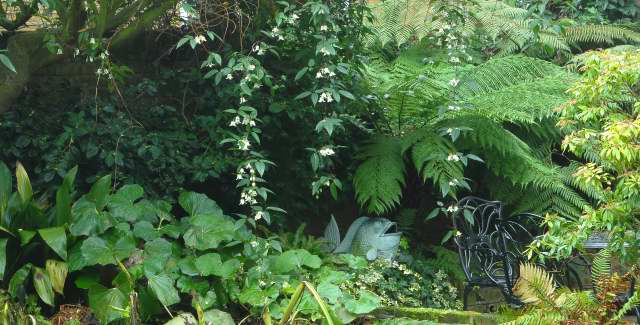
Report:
320,25,328,31
254,211,265,220
56,48,63,55
450,56,460,63
319,47,331,56
242,117,255,126
96,68,103,75
194,35,206,44
250,240,258,247
252,44,261,52
447,105,461,111
446,205,459,213
447,153,460,162
446,128,454,134
272,27,279,33
229,116,241,127
248,64,256,71
278,35,284,41
448,179,459,186
240,97,247,104
449,79,460,87
238,137,251,151
318,92,333,103
90,38,96,44
316,71,323,79
236,173,243,180
290,13,299,21
319,147,335,157
226,73,233,80
259,280,267,287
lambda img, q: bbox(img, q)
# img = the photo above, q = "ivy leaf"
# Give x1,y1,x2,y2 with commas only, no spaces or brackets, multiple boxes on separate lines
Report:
89,285,127,324
344,290,380,314
146,271,180,307
33,267,55,306
39,227,67,260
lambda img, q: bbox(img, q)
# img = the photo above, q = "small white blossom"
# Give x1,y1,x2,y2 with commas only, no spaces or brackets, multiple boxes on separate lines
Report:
448,105,461,111
194,35,206,44
272,27,279,33
240,97,247,104
90,38,96,44
226,73,233,80
254,211,265,221
250,240,258,247
446,128,454,134
248,64,256,71
447,153,460,162
448,179,459,186
318,92,333,103
450,56,460,63
229,116,241,127
319,147,335,157
449,79,460,87
56,48,63,55
447,205,459,213
277,35,284,41
320,25,328,31
319,47,331,56
238,137,251,151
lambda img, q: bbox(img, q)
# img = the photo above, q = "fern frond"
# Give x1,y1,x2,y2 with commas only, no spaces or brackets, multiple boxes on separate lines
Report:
353,136,406,214
513,263,556,305
591,248,611,294
563,25,640,46
615,289,640,321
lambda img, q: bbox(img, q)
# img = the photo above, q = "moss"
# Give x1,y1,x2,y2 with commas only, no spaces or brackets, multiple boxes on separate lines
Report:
373,307,511,325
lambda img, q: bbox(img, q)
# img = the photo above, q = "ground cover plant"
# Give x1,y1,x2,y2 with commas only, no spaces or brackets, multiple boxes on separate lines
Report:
0,0,639,323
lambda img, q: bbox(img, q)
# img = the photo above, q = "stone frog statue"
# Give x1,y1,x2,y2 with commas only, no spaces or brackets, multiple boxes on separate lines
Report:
323,215,402,261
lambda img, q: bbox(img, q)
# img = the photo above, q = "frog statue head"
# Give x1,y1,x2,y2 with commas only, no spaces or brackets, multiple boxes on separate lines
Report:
323,216,402,261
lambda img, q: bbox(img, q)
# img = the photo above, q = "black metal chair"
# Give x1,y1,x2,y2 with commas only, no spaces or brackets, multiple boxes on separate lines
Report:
452,196,583,310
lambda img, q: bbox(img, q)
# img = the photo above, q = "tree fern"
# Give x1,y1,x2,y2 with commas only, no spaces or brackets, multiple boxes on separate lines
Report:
591,248,611,294
353,136,406,214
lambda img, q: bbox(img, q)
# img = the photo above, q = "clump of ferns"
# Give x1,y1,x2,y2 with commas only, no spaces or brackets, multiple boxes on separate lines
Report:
505,250,640,325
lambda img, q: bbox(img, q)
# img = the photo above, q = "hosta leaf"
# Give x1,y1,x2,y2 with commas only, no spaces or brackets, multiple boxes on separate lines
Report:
33,267,55,306
39,227,67,260
0,238,6,279
15,162,32,204
46,260,68,295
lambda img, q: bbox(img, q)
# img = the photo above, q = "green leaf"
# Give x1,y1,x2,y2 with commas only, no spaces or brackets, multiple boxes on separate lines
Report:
195,253,240,279
317,282,342,304
338,90,356,100
88,175,112,210
55,166,78,226
108,184,144,222
179,192,223,217
272,249,322,273
74,273,100,289
81,234,136,267
18,229,36,245
88,285,127,324
143,238,173,275
39,227,67,260
46,259,68,295
9,264,32,298
344,290,380,314
0,238,7,279
0,161,11,216
70,197,113,236
15,162,32,204
146,271,180,307
0,53,16,73
33,267,55,306
133,221,160,241
183,214,236,250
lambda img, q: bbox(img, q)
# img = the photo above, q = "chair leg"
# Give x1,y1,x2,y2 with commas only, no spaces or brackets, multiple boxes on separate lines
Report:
463,285,472,310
